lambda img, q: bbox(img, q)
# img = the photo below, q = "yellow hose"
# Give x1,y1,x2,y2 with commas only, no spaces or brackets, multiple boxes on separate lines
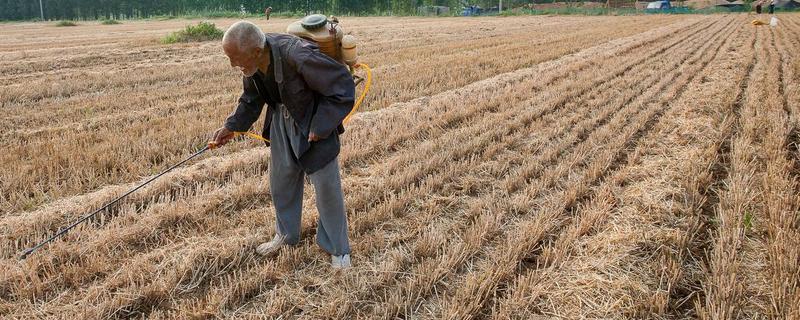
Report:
344,63,372,125
233,131,269,142
208,131,267,149
214,63,373,148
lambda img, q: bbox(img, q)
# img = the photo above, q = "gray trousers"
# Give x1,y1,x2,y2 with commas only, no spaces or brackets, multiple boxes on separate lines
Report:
270,105,351,256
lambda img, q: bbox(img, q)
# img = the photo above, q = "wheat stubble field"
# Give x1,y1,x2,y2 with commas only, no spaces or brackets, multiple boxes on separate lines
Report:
1,14,799,319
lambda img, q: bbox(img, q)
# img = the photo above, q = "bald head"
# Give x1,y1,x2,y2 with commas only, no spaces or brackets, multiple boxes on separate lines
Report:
223,21,268,77
223,21,265,53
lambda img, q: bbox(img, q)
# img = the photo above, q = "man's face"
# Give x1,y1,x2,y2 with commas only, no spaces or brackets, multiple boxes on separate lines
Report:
224,43,260,77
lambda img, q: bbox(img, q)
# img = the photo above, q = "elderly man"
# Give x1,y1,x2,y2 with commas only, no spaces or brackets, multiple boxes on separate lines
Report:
210,21,355,269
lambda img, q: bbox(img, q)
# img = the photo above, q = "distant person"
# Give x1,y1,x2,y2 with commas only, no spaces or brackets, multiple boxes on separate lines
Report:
755,0,763,13
768,0,775,13
211,21,356,269
265,6,272,20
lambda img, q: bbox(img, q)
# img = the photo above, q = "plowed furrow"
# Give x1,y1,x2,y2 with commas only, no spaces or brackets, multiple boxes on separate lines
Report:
494,18,752,319
701,24,773,320
436,15,737,320
328,16,736,320
759,24,800,319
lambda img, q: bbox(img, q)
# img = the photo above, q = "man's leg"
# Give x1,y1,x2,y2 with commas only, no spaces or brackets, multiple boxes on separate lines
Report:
309,157,351,256
270,154,304,245
269,109,305,245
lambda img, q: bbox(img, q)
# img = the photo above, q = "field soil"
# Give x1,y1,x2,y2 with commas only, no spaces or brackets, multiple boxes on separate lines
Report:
1,15,798,319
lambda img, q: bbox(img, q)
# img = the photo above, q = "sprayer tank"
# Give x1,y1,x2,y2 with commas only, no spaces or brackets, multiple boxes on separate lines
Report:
286,14,358,67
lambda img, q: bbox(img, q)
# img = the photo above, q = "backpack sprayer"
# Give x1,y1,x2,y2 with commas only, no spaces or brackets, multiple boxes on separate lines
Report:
19,15,372,260
287,14,372,123
224,14,373,143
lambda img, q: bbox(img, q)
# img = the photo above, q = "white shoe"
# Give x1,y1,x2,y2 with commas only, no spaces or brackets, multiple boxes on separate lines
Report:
331,254,352,269
256,233,286,256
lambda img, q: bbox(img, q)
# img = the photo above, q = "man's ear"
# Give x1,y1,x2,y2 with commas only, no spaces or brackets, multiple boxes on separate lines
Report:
252,47,262,59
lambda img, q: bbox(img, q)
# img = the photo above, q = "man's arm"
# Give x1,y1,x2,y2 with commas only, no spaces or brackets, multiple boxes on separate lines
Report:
295,47,356,140
224,76,266,132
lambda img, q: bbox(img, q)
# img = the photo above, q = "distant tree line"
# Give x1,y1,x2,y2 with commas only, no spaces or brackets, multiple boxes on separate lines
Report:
1,0,536,21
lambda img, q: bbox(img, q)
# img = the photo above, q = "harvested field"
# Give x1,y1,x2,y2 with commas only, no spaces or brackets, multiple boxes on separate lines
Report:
1,14,799,319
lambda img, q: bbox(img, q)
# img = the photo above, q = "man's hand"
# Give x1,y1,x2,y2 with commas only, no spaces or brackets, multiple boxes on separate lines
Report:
308,132,322,142
209,127,235,149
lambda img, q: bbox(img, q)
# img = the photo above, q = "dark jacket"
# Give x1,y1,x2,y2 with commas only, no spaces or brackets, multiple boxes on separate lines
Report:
224,33,356,173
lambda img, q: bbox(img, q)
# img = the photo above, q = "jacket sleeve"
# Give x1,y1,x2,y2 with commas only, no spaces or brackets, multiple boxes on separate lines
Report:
294,46,356,138
224,76,266,132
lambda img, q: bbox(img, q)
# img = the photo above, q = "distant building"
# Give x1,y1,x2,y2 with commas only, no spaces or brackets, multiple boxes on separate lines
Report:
773,0,800,8
715,0,745,8
418,6,450,16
